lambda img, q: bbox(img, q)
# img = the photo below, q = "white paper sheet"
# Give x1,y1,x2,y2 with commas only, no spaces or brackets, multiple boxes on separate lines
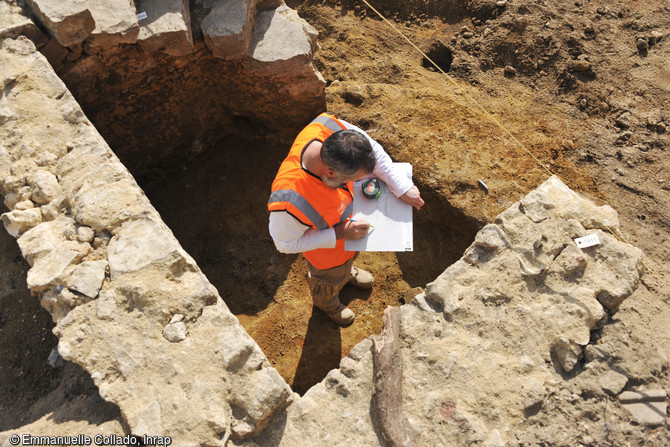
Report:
345,163,413,252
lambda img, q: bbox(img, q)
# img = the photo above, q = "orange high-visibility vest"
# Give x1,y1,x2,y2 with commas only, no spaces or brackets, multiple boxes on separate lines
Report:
268,113,355,269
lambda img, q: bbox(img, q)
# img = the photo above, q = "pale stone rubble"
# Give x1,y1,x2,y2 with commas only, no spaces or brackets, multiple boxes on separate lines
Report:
18,0,323,71
0,37,292,445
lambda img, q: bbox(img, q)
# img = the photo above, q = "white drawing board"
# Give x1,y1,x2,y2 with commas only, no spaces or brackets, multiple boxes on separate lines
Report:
345,163,413,252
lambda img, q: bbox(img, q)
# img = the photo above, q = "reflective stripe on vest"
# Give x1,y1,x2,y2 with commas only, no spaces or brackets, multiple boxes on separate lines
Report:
311,115,345,133
268,189,329,230
339,201,354,224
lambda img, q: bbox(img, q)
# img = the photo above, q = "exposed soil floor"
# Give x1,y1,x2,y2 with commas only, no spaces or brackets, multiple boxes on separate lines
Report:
1,0,669,441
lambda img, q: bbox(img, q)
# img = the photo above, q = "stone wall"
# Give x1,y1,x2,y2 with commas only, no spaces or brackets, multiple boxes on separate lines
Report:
0,37,293,444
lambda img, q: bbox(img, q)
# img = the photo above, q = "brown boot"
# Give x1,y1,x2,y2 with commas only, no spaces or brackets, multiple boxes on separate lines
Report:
348,267,374,289
326,303,355,325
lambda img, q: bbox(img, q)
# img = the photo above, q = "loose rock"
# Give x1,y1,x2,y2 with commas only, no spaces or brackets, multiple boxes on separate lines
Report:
572,60,592,72
163,320,187,342
598,369,628,395
619,390,667,426
64,259,107,298
1,208,43,237
29,170,59,204
636,37,649,54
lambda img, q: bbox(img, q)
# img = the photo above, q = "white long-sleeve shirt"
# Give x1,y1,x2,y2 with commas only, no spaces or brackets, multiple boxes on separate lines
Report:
268,119,413,254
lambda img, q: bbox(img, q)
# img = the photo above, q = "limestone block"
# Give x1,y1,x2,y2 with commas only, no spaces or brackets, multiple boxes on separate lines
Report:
271,338,379,446
1,34,37,55
588,231,643,313
136,0,194,56
2,34,296,445
14,200,35,210
55,297,290,444
0,37,68,100
17,217,77,265
269,176,644,446
2,175,27,196
1,207,42,237
29,169,59,204
64,259,107,298
27,245,84,291
26,0,95,47
202,0,258,60
619,390,667,426
73,180,151,232
230,367,292,433
0,2,45,44
249,5,319,75
107,218,185,277
87,0,140,46
0,145,11,189
18,221,90,290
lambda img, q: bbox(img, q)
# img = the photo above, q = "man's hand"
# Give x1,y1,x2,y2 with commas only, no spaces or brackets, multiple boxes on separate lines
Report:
400,185,424,210
335,219,370,240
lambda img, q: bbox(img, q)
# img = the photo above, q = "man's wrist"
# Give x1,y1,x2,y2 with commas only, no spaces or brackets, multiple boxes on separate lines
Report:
334,222,345,240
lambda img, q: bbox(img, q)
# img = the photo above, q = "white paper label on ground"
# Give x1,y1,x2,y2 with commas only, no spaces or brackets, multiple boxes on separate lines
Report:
137,11,148,20
574,233,600,248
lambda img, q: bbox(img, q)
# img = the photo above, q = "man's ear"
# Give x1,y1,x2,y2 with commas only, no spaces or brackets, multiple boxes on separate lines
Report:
325,167,336,178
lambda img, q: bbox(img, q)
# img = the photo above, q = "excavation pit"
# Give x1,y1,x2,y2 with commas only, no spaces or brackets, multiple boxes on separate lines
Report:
37,35,480,394
135,134,479,395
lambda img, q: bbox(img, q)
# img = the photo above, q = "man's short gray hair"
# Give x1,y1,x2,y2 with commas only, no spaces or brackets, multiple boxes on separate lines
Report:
321,130,376,176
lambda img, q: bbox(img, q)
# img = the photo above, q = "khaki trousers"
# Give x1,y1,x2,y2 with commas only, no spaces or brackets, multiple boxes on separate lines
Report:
306,254,357,312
